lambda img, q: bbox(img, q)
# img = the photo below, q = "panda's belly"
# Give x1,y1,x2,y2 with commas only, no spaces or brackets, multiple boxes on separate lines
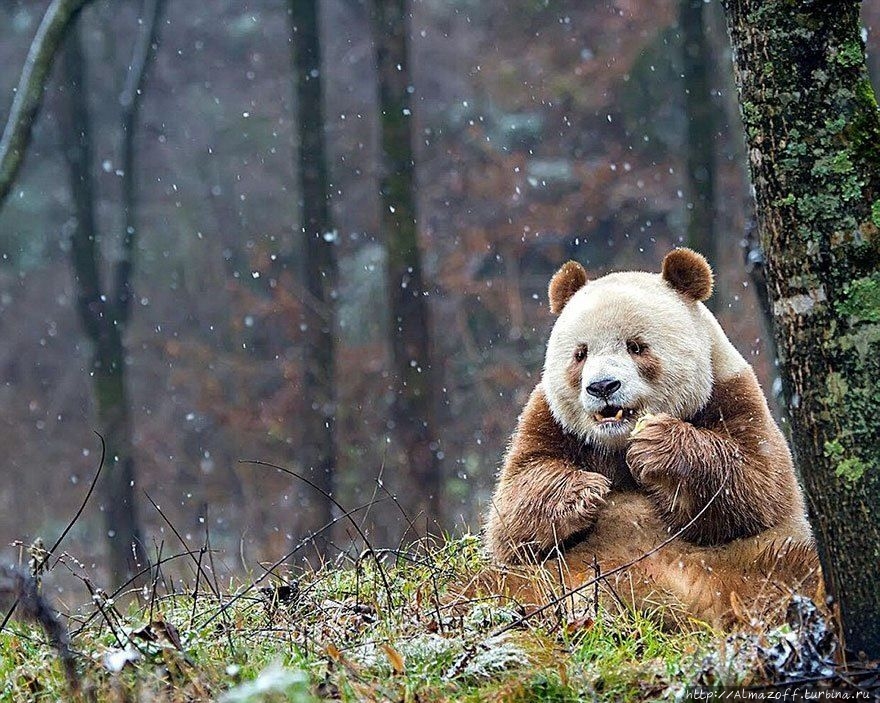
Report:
562,491,820,626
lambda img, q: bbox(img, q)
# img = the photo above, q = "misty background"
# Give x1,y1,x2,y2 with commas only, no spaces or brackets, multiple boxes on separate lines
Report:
2,0,879,592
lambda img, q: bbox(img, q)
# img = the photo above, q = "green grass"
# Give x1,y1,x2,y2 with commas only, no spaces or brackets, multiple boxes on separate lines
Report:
0,536,770,702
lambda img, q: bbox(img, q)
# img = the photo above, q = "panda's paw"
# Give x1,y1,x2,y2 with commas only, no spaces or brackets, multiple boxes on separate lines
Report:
554,471,612,536
626,412,685,485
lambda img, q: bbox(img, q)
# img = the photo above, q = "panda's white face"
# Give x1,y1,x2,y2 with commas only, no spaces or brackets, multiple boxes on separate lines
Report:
543,271,714,450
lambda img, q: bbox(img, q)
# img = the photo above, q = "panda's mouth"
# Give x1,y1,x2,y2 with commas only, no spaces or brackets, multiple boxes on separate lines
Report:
593,405,637,424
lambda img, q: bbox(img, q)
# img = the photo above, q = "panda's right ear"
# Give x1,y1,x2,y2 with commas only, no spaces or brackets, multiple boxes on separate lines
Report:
548,261,588,314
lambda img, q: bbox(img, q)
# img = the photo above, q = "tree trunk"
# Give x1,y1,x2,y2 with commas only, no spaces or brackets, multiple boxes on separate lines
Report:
116,0,165,322
722,0,880,657
680,0,718,307
373,0,443,529
0,0,94,207
58,20,149,587
290,0,336,537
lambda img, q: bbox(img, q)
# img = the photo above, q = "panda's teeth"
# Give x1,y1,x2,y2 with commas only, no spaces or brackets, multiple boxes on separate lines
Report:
594,413,604,422
614,408,624,420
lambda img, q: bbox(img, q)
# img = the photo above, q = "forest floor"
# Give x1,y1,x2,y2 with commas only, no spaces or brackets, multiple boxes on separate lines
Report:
0,535,860,702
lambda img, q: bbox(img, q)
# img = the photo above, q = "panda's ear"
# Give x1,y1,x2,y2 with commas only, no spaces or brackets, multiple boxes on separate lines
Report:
549,261,588,314
661,248,713,302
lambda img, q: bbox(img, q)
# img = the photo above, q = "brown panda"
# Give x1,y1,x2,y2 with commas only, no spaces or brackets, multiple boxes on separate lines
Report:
482,249,820,627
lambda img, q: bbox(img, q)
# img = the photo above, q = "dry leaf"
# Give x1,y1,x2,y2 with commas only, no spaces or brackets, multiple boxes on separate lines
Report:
152,617,184,651
558,661,569,687
565,615,595,635
326,643,364,678
381,643,405,674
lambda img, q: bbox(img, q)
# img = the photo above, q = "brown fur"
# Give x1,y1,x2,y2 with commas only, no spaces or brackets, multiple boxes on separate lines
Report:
482,253,818,627
548,260,588,314
661,248,713,301
627,370,800,546
484,386,633,563
631,345,662,383
471,495,821,629
483,380,817,625
565,355,587,391
571,494,821,628
484,374,802,561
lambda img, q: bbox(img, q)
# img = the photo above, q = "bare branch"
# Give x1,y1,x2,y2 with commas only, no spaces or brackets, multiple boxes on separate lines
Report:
196,497,386,630
115,0,167,323
0,0,94,209
144,491,220,598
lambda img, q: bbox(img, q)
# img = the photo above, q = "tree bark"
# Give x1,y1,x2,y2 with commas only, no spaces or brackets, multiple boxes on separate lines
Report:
58,20,149,587
373,0,443,529
0,0,94,208
290,0,336,536
722,0,880,656
680,0,718,308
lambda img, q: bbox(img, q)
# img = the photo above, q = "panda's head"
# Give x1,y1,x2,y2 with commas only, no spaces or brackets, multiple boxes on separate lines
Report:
543,248,716,450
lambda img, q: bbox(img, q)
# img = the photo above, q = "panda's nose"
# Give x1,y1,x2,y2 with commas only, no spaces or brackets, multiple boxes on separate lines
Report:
586,378,621,399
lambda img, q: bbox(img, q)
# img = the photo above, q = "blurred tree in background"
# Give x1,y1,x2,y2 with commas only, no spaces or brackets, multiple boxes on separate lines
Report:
290,0,337,545
373,0,443,531
57,19,148,585
679,0,718,308
56,0,164,585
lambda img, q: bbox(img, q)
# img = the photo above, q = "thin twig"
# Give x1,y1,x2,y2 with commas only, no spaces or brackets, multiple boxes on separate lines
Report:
46,432,107,569
189,539,208,632
197,499,381,630
240,459,395,610
144,491,220,597
147,540,164,623
0,433,105,635
204,513,237,658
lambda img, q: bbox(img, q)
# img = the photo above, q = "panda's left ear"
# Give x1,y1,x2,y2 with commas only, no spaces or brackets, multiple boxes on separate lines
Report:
549,261,588,314
661,248,713,302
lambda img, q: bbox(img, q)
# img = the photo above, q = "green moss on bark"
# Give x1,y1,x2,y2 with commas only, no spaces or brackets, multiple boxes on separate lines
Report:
838,272,880,322
825,438,867,483
871,200,880,227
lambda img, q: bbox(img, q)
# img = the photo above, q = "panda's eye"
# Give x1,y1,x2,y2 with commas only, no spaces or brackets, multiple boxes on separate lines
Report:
627,339,646,355
573,344,588,362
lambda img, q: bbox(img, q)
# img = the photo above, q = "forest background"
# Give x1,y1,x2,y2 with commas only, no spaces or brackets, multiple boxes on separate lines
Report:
2,0,880,592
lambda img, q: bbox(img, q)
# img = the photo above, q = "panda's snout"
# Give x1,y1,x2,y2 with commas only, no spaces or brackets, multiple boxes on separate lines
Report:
585,378,621,400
